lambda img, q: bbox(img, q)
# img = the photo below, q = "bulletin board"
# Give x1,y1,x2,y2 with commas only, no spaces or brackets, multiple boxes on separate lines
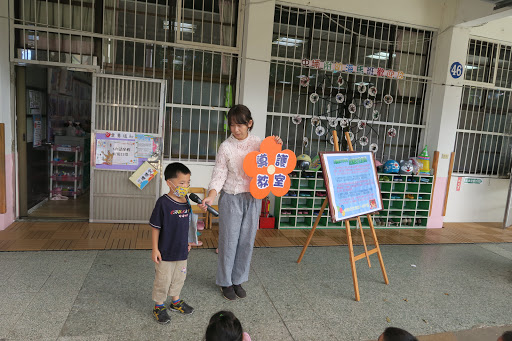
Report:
320,151,382,222
94,130,160,171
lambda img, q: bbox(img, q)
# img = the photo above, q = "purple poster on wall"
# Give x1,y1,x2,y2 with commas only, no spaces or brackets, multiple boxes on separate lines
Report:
94,131,160,171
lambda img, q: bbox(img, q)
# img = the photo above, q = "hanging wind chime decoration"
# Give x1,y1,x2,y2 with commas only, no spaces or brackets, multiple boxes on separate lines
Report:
291,71,397,152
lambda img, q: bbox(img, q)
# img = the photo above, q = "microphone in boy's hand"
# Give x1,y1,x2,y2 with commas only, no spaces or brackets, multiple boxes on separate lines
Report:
189,193,219,217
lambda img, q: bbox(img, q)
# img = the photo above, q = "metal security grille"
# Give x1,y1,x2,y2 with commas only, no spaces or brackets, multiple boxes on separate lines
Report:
454,39,512,178
266,5,433,163
95,77,162,133
90,74,166,222
12,0,97,69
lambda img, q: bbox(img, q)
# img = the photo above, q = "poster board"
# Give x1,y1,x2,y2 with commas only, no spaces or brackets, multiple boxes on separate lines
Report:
320,151,382,222
94,131,160,171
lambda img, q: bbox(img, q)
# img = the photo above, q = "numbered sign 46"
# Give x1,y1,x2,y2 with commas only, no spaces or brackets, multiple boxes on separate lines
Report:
450,62,463,79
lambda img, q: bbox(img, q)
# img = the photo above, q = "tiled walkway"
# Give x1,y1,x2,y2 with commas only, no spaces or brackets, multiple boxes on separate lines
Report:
0,221,511,251
1,244,511,340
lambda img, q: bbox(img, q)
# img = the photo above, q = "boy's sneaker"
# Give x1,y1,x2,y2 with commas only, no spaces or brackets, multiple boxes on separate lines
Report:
153,306,171,324
169,300,194,315
221,286,237,301
233,284,246,298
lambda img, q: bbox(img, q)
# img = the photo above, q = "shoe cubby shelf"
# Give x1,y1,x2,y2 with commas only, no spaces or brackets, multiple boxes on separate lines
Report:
275,170,434,229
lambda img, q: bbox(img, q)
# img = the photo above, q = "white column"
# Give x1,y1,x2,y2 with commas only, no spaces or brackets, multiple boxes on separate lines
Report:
424,26,470,227
0,0,16,229
238,0,276,139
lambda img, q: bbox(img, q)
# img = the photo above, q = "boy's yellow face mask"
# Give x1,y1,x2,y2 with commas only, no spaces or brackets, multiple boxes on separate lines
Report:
168,180,189,197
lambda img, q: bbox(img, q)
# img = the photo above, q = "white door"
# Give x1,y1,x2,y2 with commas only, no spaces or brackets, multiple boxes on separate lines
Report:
90,74,165,223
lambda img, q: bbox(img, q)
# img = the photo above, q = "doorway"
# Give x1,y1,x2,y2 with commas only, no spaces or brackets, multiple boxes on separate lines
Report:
16,65,92,220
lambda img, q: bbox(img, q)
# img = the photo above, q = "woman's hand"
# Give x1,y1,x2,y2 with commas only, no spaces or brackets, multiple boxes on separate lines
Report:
199,196,215,211
273,135,283,145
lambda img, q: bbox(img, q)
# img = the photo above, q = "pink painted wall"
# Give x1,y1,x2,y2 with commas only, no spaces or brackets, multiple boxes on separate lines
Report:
427,177,446,228
1,153,15,230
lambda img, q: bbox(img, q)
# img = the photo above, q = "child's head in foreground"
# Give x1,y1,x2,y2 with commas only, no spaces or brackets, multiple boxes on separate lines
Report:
205,310,243,341
378,327,418,341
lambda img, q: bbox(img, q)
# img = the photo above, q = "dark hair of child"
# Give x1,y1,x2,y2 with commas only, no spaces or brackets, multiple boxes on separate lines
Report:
227,104,253,131
381,327,418,341
204,311,243,341
164,162,191,180
501,331,512,341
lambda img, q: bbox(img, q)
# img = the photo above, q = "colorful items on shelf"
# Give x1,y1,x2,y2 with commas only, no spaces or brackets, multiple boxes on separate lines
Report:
417,146,431,175
399,160,414,175
383,160,400,173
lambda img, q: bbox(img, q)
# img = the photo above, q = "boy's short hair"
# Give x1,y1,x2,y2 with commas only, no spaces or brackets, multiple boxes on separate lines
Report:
501,331,512,341
381,327,418,341
164,162,191,180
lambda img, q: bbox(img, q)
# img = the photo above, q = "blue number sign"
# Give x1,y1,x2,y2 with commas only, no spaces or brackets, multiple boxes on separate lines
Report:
450,62,463,79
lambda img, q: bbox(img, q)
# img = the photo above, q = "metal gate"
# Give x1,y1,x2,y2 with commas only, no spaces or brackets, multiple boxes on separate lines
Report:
90,74,165,223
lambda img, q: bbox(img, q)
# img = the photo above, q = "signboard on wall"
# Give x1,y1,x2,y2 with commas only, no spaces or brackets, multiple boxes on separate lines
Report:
320,151,382,222
94,130,160,171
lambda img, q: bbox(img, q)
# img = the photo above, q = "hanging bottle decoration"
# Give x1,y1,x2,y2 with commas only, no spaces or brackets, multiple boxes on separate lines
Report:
348,103,357,114
311,116,320,126
337,76,345,87
329,135,335,145
300,76,310,87
384,94,394,104
292,114,302,125
309,93,319,103
364,99,373,109
369,143,378,152
328,117,338,128
335,93,345,103
372,109,380,120
387,127,397,137
368,86,377,96
358,120,367,130
315,125,326,136
359,136,369,146
357,84,367,94
345,131,355,141
303,136,309,147
340,117,349,128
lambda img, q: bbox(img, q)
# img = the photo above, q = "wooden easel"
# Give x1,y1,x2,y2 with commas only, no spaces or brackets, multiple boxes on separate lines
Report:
297,131,389,301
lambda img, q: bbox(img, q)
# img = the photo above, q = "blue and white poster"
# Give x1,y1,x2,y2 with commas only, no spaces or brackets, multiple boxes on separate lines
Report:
320,152,382,222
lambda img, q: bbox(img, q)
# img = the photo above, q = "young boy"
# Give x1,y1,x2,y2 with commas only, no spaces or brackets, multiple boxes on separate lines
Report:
150,162,194,324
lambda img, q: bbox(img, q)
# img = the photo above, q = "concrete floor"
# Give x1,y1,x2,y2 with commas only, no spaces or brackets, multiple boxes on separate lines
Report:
0,243,511,340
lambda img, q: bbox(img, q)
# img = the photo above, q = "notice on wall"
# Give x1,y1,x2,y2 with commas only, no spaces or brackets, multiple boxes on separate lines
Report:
320,151,382,222
33,113,42,147
94,131,160,171
96,139,136,167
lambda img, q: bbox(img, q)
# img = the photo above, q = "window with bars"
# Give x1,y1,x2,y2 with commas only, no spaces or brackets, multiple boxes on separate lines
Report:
13,0,241,162
266,5,433,164
454,39,512,178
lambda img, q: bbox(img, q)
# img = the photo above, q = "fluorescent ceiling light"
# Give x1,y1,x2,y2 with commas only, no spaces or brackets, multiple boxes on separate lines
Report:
279,81,291,84
174,22,195,33
296,75,315,79
366,52,396,60
356,82,370,86
273,37,303,47
173,60,183,65
465,65,479,70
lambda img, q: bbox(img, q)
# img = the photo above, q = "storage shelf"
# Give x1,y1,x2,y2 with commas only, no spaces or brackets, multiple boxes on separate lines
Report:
276,170,433,229
50,142,89,200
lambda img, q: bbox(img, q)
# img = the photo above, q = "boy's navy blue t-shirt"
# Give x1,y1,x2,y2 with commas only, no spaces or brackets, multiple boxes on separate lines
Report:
149,194,190,262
